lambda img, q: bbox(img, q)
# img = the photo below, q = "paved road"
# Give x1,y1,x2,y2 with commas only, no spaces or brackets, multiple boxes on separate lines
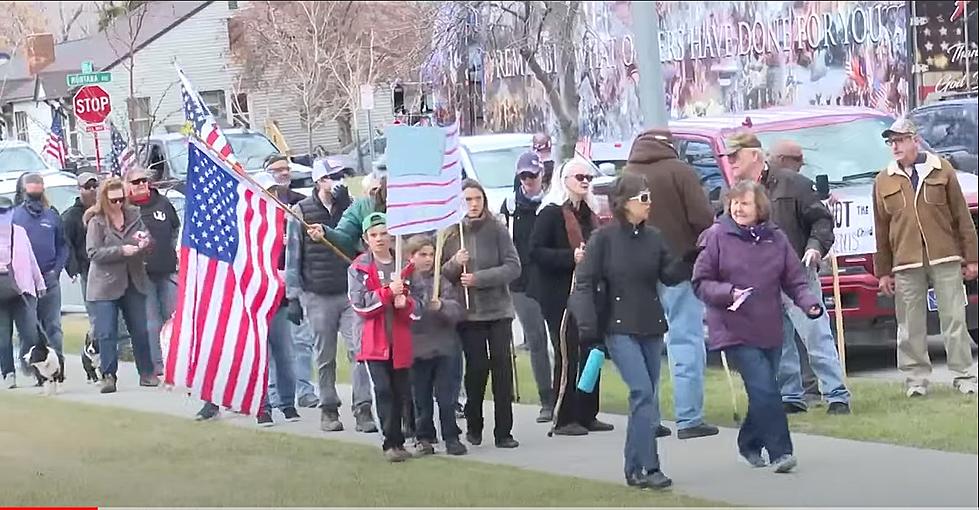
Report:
13,355,978,508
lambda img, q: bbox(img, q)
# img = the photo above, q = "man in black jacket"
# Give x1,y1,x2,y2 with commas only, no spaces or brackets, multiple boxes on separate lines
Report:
501,151,554,423
62,173,99,329
126,167,180,376
726,132,851,415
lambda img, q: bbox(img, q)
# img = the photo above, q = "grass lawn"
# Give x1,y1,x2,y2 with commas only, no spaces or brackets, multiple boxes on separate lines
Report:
0,392,713,507
61,305,979,455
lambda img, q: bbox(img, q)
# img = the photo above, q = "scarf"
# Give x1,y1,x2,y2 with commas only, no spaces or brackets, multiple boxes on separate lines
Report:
562,201,597,250
734,221,773,243
24,199,46,216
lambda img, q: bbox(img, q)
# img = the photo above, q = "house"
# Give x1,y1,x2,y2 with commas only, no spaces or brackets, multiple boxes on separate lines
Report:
0,1,401,167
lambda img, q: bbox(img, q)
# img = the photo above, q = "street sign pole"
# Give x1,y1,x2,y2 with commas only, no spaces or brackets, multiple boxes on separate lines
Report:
360,84,376,165
93,131,102,174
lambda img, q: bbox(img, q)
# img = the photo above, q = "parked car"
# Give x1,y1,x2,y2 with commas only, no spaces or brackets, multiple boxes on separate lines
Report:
908,95,978,175
0,171,185,314
139,128,313,192
595,106,978,347
0,140,59,174
333,135,387,175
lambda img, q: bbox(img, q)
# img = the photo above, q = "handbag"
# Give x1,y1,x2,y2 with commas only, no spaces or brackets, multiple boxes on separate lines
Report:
0,226,21,301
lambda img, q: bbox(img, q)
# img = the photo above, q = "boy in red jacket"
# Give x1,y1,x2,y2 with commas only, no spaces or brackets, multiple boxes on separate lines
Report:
347,212,419,462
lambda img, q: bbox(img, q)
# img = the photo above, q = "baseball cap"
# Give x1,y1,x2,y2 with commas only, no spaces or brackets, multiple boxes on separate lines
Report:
723,131,763,156
312,158,344,182
881,118,917,139
515,151,544,175
77,172,98,186
362,212,387,232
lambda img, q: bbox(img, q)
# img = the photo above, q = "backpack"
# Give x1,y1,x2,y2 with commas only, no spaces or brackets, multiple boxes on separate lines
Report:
0,226,22,301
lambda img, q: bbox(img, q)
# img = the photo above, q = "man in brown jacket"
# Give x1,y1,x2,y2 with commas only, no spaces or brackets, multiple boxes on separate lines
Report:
873,118,978,397
624,128,719,439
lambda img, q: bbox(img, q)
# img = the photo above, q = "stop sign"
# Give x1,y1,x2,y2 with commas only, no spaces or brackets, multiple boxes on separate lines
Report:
73,85,112,124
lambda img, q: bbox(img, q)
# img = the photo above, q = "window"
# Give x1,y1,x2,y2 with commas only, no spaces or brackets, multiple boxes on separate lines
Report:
678,139,726,202
14,111,28,142
231,92,249,128
200,90,227,123
66,110,79,153
227,0,238,9
127,96,152,139
227,17,244,53
910,104,979,155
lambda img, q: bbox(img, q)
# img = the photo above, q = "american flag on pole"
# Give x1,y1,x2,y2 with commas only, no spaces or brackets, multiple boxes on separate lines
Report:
384,122,463,235
162,138,285,414
176,64,240,171
43,107,66,168
109,122,136,176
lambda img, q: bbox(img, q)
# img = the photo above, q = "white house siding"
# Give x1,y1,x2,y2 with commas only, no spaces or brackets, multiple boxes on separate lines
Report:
10,100,58,161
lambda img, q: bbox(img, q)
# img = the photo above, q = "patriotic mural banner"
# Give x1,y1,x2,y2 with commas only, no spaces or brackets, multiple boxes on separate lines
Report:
383,122,463,236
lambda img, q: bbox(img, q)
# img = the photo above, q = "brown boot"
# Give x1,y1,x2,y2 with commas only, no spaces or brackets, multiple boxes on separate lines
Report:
101,374,117,394
139,374,160,387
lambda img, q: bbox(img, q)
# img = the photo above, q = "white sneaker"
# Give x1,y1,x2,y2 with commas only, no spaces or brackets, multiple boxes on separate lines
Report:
3,373,15,389
906,386,927,398
954,381,977,395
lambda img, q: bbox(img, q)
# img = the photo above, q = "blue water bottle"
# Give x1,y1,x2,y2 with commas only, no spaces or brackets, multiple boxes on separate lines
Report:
577,348,605,393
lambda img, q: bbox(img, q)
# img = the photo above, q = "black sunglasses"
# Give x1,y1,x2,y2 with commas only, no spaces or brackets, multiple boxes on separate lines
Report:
129,177,149,185
518,171,540,180
109,197,126,204
571,174,595,183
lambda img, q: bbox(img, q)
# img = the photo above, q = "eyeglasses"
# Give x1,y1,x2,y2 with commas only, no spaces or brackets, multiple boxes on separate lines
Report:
629,191,651,203
108,197,126,204
82,182,99,190
571,174,595,183
518,172,540,180
885,136,912,147
725,150,742,161
128,177,148,185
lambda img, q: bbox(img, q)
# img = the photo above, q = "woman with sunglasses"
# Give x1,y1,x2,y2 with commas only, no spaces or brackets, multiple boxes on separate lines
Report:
529,157,612,437
84,177,158,393
568,172,692,490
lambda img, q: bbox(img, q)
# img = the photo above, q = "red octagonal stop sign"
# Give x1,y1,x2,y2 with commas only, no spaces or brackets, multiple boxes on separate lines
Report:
73,85,112,124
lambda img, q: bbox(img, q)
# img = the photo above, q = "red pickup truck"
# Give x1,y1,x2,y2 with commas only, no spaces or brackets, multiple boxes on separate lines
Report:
594,106,979,347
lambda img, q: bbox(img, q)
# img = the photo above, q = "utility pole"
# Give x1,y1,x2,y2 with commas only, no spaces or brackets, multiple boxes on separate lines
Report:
632,1,668,128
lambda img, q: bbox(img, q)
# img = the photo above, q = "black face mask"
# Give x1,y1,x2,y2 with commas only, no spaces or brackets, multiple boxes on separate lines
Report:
25,192,44,202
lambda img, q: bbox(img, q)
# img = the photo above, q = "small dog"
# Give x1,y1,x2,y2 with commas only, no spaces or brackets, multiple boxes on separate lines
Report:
23,324,65,395
81,330,101,383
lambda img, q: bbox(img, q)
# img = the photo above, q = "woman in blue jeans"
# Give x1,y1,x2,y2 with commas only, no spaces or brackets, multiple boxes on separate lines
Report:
692,180,822,473
84,178,158,393
569,173,693,490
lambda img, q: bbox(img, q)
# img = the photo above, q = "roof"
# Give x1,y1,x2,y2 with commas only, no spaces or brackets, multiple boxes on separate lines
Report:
668,106,890,136
1,1,211,103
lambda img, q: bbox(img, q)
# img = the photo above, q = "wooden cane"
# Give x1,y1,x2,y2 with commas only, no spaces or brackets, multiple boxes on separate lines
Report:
547,275,575,437
830,252,848,378
720,351,741,425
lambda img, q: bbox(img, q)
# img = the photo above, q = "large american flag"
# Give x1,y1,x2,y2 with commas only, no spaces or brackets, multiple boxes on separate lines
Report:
110,122,136,176
162,139,285,414
176,65,240,170
43,107,66,168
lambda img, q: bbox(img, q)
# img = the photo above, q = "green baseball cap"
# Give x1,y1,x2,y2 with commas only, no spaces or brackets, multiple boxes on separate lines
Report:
723,131,763,156
362,212,387,232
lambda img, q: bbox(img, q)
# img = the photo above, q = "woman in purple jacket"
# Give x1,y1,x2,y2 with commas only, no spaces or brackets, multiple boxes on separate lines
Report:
692,180,822,474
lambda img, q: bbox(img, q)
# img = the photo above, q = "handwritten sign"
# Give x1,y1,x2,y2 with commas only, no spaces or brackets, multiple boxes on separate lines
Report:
831,196,876,256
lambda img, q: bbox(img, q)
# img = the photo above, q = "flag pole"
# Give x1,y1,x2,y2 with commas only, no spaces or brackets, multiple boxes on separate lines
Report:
459,222,470,309
432,227,446,297
189,134,351,263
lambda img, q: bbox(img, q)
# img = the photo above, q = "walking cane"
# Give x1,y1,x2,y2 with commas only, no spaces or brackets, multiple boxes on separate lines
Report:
547,275,575,437
720,351,741,425
510,334,521,403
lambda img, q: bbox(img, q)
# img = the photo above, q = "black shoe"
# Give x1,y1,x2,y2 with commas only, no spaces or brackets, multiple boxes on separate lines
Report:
655,424,672,438
552,423,589,436
466,431,482,446
256,411,274,427
783,402,808,414
195,402,219,421
677,423,720,440
536,407,554,423
355,409,379,433
445,439,468,456
495,437,520,448
827,402,851,415
584,419,614,432
281,407,301,422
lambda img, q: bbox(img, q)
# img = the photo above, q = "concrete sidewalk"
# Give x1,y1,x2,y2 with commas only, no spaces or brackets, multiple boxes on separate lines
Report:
15,356,979,508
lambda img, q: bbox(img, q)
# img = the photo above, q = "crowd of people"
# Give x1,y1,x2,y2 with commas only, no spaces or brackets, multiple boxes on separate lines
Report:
0,117,975,490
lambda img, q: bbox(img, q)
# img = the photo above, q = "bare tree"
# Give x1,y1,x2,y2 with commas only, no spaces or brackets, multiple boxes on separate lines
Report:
0,2,46,50
57,2,89,42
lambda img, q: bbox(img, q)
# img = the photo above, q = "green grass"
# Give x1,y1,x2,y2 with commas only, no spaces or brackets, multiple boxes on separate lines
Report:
0,392,713,507
62,305,979,455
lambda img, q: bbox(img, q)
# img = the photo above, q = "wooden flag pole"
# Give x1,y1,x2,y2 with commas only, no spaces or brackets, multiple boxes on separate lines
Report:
830,252,848,378
190,134,351,263
394,235,403,274
459,222,471,309
433,228,446,297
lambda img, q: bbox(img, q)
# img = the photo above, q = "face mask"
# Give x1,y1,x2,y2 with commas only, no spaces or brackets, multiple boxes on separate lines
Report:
26,192,44,202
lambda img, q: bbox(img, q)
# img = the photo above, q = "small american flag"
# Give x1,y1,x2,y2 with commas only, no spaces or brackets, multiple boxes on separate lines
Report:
162,139,285,414
176,65,239,170
43,107,66,168
110,122,136,177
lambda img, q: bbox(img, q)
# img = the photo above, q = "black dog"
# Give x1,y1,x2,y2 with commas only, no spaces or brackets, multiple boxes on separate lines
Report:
23,324,65,395
81,330,101,383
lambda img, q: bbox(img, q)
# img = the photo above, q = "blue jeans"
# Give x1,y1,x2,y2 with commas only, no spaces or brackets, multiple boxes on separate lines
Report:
91,285,154,377
725,345,793,460
145,274,177,374
291,317,317,402
607,334,663,477
2,294,38,377
260,306,297,413
412,354,462,443
779,269,850,407
657,281,706,430
36,271,64,355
